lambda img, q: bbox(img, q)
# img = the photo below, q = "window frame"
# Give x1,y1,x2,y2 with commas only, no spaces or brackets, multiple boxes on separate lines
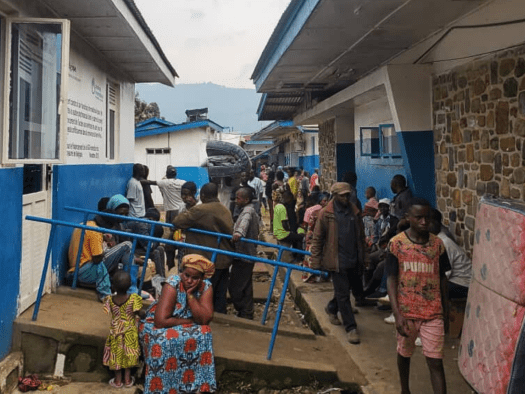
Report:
106,80,119,161
2,18,70,165
379,123,402,158
360,124,402,159
359,126,380,158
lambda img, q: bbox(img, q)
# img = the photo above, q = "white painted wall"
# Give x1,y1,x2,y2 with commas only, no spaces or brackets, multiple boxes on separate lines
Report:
66,43,136,164
134,128,209,168
354,96,394,141
303,133,319,156
335,115,354,143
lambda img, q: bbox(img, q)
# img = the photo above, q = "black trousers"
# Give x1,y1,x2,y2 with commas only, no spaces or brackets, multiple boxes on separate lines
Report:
228,259,255,318
327,266,361,332
209,268,230,314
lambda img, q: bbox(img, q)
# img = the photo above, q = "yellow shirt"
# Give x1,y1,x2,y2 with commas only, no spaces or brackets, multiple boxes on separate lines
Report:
68,221,104,272
288,177,298,198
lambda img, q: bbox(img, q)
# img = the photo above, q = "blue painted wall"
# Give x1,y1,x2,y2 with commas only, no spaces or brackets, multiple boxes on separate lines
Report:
299,155,319,175
175,167,209,191
0,168,23,359
336,143,356,182
397,131,436,206
52,164,133,282
354,130,435,207
355,155,406,205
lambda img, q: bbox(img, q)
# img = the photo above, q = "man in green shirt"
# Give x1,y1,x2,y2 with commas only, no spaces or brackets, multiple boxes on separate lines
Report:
273,191,303,261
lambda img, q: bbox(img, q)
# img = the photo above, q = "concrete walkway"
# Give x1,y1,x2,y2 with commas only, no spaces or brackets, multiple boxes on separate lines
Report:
10,221,475,393
14,289,364,392
260,227,475,394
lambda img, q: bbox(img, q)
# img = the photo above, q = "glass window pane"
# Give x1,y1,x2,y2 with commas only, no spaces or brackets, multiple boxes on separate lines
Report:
9,23,62,160
23,164,43,194
380,125,401,156
361,127,379,157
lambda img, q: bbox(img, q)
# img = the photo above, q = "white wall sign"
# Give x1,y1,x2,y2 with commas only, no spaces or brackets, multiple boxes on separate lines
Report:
65,50,106,163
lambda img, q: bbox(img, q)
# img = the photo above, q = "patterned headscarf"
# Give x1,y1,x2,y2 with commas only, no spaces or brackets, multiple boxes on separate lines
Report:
106,194,130,211
180,254,215,279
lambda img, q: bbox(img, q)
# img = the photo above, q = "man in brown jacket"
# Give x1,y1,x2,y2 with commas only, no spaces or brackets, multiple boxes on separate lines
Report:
310,182,367,344
173,182,234,313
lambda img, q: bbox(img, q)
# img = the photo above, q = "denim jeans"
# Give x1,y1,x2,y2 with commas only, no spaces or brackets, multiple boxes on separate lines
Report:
68,241,132,298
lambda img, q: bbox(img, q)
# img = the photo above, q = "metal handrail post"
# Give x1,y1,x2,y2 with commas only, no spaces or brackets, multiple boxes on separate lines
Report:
127,238,138,272
211,235,222,264
267,267,292,360
32,225,57,321
261,247,284,325
72,213,89,289
25,215,329,359
63,207,312,258
138,224,157,292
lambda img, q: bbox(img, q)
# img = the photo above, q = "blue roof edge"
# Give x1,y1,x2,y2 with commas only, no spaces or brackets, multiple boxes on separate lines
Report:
251,0,321,91
135,119,224,138
135,117,175,130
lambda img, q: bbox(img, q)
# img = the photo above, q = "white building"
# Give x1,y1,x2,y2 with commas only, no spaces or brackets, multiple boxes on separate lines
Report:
0,0,176,363
134,117,224,204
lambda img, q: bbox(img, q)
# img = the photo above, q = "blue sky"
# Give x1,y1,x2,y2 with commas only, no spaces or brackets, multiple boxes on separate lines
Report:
135,0,290,89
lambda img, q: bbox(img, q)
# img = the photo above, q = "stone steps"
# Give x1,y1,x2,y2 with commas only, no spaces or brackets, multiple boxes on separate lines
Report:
12,293,339,390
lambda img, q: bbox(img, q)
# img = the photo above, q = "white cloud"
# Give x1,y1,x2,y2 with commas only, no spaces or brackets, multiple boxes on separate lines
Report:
135,0,290,89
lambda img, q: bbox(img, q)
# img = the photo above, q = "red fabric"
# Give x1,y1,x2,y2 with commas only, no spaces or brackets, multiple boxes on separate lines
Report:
388,232,446,320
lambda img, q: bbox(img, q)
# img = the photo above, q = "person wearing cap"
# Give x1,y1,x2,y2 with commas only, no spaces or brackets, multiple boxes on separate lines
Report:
140,254,216,394
310,182,368,344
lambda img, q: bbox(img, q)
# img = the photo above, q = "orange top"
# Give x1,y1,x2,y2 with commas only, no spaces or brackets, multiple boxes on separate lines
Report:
68,221,104,272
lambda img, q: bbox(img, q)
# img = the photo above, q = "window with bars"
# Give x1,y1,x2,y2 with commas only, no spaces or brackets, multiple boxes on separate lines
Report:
146,148,171,154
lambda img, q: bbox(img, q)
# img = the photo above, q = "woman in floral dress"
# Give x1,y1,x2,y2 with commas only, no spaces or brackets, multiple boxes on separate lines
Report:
140,254,216,394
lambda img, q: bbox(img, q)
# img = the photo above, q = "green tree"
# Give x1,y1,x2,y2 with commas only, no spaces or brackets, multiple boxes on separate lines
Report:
135,92,162,123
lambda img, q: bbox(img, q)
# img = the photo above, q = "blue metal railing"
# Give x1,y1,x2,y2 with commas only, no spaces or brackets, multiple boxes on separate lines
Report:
25,208,327,360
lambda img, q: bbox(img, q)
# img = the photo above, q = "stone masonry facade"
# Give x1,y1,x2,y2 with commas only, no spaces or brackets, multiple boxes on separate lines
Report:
433,46,525,256
318,118,336,191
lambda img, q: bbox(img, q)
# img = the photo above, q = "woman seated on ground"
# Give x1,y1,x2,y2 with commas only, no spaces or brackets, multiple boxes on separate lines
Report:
139,254,216,394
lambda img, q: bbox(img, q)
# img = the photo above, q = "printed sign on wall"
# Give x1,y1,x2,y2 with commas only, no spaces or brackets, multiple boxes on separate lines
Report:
65,50,106,164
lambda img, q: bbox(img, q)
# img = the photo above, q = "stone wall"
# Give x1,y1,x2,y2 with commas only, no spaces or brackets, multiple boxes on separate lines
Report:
318,118,336,190
433,46,525,255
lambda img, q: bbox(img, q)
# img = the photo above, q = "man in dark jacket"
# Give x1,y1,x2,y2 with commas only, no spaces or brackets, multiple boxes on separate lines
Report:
173,182,234,313
310,182,367,344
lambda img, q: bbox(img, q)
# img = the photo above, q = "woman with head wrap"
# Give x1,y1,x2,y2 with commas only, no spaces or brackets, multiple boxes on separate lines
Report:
139,254,216,393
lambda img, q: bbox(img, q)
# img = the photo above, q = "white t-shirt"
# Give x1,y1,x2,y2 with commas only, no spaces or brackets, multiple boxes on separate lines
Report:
156,178,186,212
248,177,264,197
126,177,145,218
438,231,472,288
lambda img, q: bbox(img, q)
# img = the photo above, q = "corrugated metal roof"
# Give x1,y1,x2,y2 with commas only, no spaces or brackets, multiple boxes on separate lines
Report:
257,92,304,121
135,119,224,138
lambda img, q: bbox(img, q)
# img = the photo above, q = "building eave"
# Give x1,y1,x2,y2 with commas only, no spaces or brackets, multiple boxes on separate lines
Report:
40,0,178,86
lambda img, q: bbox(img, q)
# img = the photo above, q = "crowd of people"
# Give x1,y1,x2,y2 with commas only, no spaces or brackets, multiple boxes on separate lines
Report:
262,166,471,394
65,162,472,394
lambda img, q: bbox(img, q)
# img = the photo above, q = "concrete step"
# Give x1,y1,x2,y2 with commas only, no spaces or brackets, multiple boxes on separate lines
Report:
13,293,340,389
13,382,139,394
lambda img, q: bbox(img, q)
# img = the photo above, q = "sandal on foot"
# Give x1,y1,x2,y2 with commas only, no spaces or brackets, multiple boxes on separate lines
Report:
125,376,135,388
109,378,123,388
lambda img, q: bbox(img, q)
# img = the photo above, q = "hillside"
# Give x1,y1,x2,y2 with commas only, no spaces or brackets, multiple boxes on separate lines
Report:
135,82,271,134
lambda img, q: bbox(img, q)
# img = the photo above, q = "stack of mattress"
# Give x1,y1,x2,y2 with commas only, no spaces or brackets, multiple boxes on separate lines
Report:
459,196,525,393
